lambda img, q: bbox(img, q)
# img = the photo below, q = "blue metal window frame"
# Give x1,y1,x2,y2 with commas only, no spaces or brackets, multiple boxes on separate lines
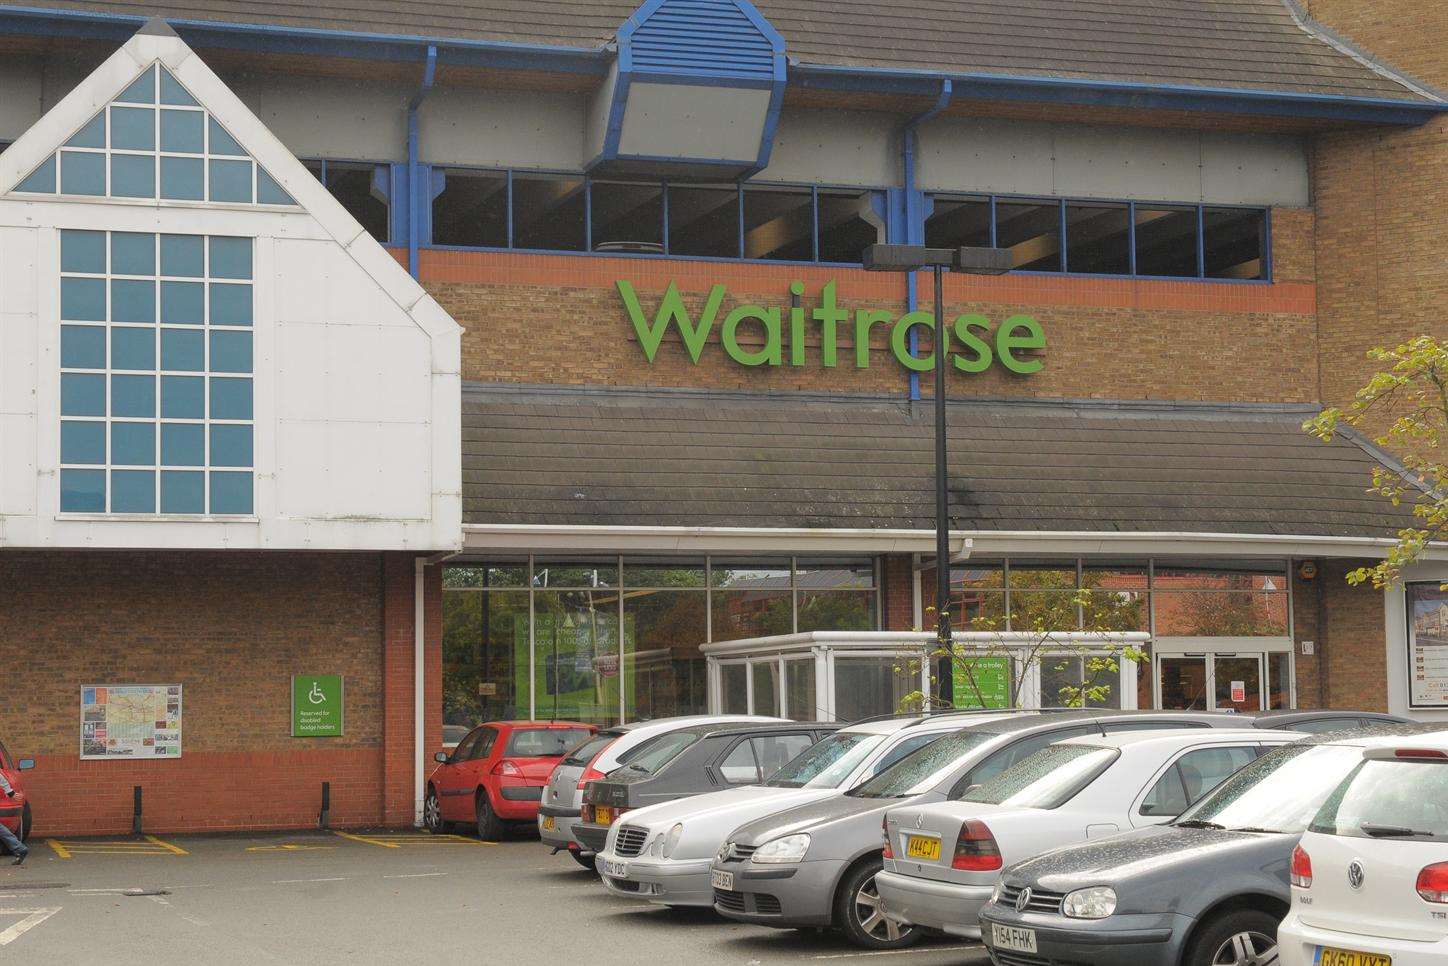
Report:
927,190,1274,284
425,165,890,268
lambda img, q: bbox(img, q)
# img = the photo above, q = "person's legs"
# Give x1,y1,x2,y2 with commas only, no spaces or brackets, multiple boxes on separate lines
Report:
0,818,28,864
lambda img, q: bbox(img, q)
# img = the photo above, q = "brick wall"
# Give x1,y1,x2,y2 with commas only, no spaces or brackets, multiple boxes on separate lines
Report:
1304,0,1448,409
880,554,916,631
0,551,432,836
411,206,1317,404
1291,558,1389,712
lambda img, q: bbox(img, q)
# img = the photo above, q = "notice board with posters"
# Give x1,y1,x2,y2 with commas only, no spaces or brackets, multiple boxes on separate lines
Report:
1407,583,1448,709
81,685,182,759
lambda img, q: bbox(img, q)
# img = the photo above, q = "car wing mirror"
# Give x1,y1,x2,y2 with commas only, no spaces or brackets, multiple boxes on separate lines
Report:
16,759,34,771
433,752,449,763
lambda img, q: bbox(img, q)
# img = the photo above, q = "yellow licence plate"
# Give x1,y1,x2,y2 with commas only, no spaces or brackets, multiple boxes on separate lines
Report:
594,806,614,825
1318,948,1391,966
541,816,555,831
905,835,941,861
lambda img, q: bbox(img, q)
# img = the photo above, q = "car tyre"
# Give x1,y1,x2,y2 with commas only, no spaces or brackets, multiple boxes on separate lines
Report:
834,859,922,950
568,849,596,871
20,804,31,843
422,788,446,835
474,790,504,842
1185,908,1279,966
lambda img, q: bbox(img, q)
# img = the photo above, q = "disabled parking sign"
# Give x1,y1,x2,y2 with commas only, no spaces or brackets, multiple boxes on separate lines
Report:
292,675,344,737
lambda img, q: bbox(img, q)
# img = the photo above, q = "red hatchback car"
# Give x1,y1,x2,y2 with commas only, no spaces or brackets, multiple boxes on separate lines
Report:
425,721,595,839
0,739,34,844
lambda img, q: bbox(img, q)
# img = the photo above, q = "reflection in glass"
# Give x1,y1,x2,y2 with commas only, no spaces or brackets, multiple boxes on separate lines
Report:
1153,591,1288,636
834,657,911,722
625,588,707,720
752,661,780,716
1159,656,1208,710
442,589,527,742
721,663,748,714
534,589,621,726
785,659,818,720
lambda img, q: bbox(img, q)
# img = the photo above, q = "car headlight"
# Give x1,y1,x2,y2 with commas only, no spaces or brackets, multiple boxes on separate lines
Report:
991,880,1004,904
661,823,684,859
752,833,811,864
1062,887,1117,920
717,842,732,864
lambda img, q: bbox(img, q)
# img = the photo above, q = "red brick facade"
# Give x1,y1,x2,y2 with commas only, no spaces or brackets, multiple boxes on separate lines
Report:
0,551,441,836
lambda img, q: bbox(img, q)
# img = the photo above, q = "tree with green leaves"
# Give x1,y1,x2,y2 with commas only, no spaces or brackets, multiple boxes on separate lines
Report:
1304,335,1447,589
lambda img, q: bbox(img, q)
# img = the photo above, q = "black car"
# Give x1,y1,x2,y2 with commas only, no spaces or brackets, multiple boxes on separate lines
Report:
572,720,837,853
976,722,1432,966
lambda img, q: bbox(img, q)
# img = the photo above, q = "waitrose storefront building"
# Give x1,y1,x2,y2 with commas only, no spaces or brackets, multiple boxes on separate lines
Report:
3,0,1448,836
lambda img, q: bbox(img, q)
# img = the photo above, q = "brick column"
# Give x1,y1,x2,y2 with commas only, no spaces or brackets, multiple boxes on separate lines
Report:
381,552,419,827
880,554,918,631
1291,561,1324,709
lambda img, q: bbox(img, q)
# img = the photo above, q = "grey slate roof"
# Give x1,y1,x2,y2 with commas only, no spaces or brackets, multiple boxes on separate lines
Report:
462,384,1417,538
13,0,1438,103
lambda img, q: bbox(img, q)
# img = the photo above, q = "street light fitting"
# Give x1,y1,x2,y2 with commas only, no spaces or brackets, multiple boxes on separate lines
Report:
862,243,1012,275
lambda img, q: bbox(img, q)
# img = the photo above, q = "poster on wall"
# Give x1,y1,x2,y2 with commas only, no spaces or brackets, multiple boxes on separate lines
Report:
1408,583,1448,709
953,656,1012,709
80,685,182,759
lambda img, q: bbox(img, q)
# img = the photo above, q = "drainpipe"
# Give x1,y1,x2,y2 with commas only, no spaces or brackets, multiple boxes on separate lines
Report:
406,45,438,280
900,79,952,401
414,549,457,826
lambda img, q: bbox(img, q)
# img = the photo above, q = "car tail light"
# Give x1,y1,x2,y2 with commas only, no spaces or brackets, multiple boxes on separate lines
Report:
1417,863,1448,903
1395,748,1448,760
951,820,1002,872
493,760,523,778
577,765,606,790
1290,846,1313,888
881,817,893,860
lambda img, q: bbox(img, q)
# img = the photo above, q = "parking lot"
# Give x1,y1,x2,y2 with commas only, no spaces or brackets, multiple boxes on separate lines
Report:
0,830,987,965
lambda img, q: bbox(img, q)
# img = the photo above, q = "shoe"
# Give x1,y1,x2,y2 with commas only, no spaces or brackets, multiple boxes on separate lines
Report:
12,850,25,866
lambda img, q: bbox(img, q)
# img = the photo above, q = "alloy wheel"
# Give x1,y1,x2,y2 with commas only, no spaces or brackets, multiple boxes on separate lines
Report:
853,874,906,942
423,792,442,832
1212,930,1278,966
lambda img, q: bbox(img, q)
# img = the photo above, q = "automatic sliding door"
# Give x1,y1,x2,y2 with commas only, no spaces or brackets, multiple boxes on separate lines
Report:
1159,656,1208,710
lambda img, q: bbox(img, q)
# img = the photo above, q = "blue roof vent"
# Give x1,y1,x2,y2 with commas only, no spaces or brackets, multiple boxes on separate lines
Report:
622,0,783,84
591,0,786,180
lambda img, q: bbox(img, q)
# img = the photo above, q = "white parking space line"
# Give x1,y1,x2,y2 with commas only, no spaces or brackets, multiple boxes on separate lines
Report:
0,908,62,947
271,877,348,885
809,945,981,960
381,873,448,880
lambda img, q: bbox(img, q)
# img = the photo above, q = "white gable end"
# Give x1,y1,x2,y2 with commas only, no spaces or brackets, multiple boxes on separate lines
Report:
0,20,462,551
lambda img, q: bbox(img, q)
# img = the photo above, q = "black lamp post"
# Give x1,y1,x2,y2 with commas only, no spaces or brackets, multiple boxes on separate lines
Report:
863,244,1011,707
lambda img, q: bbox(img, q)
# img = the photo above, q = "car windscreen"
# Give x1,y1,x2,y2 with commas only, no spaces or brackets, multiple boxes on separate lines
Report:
765,732,887,789
507,727,594,758
848,731,996,799
1173,743,1365,834
614,730,701,777
959,744,1118,809
561,731,620,767
1309,758,1448,840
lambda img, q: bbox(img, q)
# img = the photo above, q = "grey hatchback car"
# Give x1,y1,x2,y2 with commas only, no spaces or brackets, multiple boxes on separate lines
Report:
975,724,1433,966
574,721,838,855
710,711,1245,950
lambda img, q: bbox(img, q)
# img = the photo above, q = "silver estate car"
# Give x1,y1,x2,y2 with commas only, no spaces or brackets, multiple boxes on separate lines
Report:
710,711,1242,950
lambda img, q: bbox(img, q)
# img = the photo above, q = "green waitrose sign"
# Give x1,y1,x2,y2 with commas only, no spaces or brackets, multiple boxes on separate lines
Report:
292,675,344,737
618,280,1045,375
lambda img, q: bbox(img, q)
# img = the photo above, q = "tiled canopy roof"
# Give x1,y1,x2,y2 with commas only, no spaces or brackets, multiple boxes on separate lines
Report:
9,0,1439,103
461,384,1418,538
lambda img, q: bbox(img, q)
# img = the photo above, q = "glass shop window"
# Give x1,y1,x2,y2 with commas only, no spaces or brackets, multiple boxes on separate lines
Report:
995,198,1063,272
431,169,508,248
743,185,814,261
667,184,739,258
1134,205,1200,278
590,181,664,253
304,160,389,243
510,173,586,252
1203,207,1267,280
925,194,992,250
816,189,883,264
1064,201,1130,275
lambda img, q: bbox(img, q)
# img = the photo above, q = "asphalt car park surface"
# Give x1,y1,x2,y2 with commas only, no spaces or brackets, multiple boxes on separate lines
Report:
0,829,989,965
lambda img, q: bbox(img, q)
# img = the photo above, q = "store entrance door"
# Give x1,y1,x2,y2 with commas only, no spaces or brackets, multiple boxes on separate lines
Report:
1156,652,1266,712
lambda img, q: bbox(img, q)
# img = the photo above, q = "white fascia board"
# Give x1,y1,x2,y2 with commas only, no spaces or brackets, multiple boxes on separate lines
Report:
461,524,1444,561
700,629,1150,658
462,524,975,555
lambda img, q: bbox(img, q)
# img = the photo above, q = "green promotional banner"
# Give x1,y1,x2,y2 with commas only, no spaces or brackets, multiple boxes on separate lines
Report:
292,675,344,737
953,656,1012,710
